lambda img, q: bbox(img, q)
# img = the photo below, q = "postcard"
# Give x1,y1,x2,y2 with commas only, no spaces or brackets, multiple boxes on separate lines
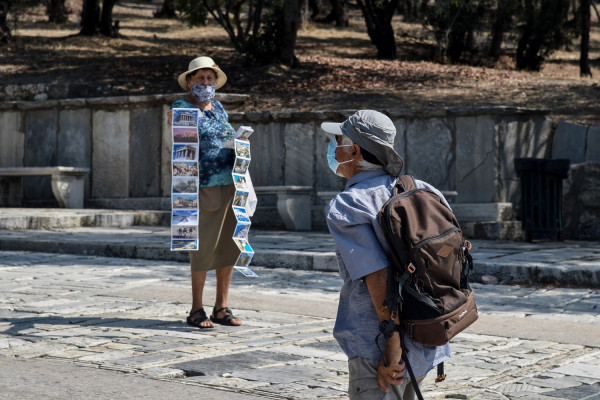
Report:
172,194,198,209
172,210,198,226
171,225,198,240
232,206,250,223
232,173,248,190
172,126,198,143
235,126,254,139
233,157,250,174
234,266,258,277
233,221,251,239
234,139,251,158
171,239,198,251
173,143,199,162
233,238,254,253
172,177,198,194
235,251,254,268
233,190,249,208
172,108,199,127
173,161,198,177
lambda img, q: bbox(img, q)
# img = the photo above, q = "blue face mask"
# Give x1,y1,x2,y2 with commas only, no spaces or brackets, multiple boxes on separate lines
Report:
191,84,216,103
327,139,353,176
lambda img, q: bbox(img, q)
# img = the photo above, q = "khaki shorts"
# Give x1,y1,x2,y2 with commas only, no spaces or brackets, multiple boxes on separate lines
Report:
348,356,426,400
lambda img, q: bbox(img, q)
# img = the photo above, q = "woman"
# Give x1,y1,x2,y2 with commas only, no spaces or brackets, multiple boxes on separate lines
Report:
170,56,242,328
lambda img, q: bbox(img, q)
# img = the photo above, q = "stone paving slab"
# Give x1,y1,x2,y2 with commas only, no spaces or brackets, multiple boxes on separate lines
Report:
0,225,599,287
1,251,600,399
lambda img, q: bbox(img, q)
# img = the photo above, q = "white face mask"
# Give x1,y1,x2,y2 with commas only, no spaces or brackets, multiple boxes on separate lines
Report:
327,139,353,176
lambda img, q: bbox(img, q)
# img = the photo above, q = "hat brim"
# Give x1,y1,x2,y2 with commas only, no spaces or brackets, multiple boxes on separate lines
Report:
178,68,227,91
320,122,344,135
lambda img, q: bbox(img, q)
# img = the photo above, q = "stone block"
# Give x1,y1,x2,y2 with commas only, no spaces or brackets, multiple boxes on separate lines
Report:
562,162,600,240
58,108,92,199
551,363,600,379
552,121,587,163
284,122,315,186
452,203,515,222
392,118,407,163
586,125,600,162
498,117,552,205
160,104,172,197
130,106,161,197
0,111,24,167
247,123,284,186
23,109,58,203
405,118,453,189
455,116,497,202
92,110,130,198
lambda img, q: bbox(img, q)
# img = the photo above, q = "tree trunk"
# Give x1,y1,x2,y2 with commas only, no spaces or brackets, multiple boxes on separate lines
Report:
357,0,399,60
489,1,512,59
99,0,118,36
327,0,347,26
279,0,302,66
0,0,12,42
48,0,68,23
154,0,176,18
401,0,418,22
80,0,100,35
580,0,592,77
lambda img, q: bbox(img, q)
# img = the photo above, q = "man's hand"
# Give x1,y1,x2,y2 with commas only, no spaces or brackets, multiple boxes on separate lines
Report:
377,334,406,392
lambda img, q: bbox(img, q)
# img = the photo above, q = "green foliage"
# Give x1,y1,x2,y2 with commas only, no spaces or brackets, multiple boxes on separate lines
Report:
516,0,572,70
174,0,292,65
420,0,576,69
244,2,285,64
421,0,486,62
174,0,209,26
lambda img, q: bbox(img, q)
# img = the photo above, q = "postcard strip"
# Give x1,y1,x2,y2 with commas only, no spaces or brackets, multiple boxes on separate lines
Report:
232,136,257,277
171,108,200,251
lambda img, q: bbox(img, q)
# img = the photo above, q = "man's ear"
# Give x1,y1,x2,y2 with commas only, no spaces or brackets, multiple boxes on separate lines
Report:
352,144,361,157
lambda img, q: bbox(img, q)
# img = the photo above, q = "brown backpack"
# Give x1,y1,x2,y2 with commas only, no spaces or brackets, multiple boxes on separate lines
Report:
378,175,478,347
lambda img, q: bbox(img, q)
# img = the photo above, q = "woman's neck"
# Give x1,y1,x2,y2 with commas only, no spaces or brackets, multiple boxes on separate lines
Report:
185,94,212,110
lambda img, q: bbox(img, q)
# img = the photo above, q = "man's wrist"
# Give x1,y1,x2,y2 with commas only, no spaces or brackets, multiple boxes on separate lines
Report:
378,320,401,339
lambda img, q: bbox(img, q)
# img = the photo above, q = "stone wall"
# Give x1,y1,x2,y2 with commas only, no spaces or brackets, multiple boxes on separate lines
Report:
1,95,598,238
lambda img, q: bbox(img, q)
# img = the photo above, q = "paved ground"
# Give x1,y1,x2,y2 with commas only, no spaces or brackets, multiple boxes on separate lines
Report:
0,224,599,287
1,249,600,400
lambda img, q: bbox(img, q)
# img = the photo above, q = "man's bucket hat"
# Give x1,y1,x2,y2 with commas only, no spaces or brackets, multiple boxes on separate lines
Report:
321,110,404,176
178,56,227,91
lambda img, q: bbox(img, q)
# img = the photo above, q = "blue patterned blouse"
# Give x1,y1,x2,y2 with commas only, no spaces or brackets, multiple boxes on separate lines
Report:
171,98,236,188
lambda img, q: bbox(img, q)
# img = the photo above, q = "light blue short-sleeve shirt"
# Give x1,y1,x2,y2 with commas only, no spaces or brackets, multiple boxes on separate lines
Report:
326,170,451,377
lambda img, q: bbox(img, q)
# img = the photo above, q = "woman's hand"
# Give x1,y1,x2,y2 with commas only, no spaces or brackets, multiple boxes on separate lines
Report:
377,333,405,392
167,110,173,127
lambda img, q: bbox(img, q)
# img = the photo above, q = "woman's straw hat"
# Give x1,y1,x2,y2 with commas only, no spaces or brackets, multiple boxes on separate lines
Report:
177,56,227,91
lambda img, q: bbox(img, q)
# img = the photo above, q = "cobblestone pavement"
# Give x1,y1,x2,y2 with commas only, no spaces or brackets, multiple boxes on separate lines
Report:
1,226,599,286
1,251,599,399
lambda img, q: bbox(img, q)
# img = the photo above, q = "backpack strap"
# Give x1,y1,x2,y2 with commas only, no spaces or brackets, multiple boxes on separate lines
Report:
394,175,416,195
400,335,425,400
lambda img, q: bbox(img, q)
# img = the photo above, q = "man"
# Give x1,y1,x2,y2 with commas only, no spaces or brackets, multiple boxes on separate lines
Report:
321,110,451,400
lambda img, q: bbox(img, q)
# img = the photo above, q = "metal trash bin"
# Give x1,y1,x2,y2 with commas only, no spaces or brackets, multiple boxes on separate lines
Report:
514,158,570,241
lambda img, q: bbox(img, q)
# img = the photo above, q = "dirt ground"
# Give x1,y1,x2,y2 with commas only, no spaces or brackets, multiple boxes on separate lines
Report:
1,0,599,125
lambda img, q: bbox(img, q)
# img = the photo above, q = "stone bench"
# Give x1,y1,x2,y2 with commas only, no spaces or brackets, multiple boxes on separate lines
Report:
254,186,312,231
0,167,89,208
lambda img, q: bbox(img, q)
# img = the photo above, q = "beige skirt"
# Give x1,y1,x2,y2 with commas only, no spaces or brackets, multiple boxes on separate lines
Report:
189,184,240,271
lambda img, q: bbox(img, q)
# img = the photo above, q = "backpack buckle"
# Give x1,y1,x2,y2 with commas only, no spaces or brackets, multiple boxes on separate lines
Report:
407,263,416,273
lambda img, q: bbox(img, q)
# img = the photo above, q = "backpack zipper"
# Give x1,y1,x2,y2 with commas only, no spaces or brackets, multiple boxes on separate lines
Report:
412,227,460,261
